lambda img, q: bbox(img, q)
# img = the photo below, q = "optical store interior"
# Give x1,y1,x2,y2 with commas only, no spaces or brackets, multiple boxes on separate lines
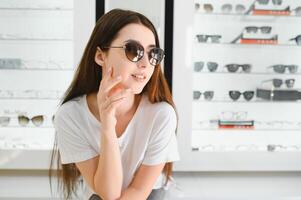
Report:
1,0,301,199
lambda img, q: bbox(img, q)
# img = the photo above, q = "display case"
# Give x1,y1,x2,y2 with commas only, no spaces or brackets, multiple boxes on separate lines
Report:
173,0,301,171
0,0,95,170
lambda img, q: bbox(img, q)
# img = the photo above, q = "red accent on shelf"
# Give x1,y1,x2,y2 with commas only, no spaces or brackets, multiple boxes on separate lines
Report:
240,38,278,45
218,125,255,129
252,9,291,16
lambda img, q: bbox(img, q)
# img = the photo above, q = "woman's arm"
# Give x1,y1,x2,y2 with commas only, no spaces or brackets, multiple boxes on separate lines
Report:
118,163,165,200
75,129,123,200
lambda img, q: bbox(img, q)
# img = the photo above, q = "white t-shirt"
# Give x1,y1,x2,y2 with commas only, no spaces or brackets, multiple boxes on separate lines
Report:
54,93,180,199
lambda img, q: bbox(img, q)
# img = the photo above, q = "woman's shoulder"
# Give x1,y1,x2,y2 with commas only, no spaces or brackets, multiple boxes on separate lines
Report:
54,95,84,121
143,96,177,121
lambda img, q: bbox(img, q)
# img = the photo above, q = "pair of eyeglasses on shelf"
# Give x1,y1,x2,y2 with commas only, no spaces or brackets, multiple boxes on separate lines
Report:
220,111,248,121
0,90,64,99
195,3,249,14
193,91,214,101
196,34,222,43
224,64,252,73
261,79,295,88
194,61,218,72
267,64,299,74
257,0,283,5
0,115,55,127
229,91,255,101
245,26,272,34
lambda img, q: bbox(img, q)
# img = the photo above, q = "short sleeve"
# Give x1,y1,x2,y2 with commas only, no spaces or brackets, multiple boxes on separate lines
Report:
54,106,98,164
142,105,180,165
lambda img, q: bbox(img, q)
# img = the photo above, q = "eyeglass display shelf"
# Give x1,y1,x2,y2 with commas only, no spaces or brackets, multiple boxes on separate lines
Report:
192,128,301,132
195,42,301,48
0,7,72,11
0,68,74,71
192,100,301,104
194,12,301,18
193,72,301,75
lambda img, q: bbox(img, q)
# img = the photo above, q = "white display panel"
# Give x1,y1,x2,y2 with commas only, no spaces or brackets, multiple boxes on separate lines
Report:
0,0,95,169
173,0,301,171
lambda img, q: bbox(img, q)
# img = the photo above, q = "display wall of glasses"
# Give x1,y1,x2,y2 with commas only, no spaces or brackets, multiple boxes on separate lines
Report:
173,0,301,171
0,0,95,170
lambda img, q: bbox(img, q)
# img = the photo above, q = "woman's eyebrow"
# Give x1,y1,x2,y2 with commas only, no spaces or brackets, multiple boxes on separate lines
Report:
124,39,156,48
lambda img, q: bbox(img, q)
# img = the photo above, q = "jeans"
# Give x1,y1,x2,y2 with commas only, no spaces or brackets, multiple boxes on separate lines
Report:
89,188,166,200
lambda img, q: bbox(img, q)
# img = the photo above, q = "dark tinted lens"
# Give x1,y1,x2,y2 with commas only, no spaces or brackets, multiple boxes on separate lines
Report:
296,35,301,45
273,79,283,87
32,115,44,127
203,4,213,13
193,91,202,100
125,42,144,62
258,0,269,4
194,61,204,72
196,34,207,42
0,116,10,126
204,91,214,100
288,65,298,73
261,26,272,34
226,64,239,72
210,35,221,43
273,65,285,73
229,91,241,101
296,7,301,15
149,48,164,66
207,62,218,72
242,64,252,72
285,79,295,88
272,0,282,5
243,91,255,101
18,115,29,126
235,5,246,13
246,26,257,33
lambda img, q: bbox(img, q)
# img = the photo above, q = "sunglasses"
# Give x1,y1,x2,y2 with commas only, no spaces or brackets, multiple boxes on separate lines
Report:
268,65,298,73
18,115,44,127
262,79,295,88
229,90,255,101
194,61,218,72
289,35,301,45
101,41,165,66
257,0,282,5
222,4,246,14
225,64,252,73
245,26,272,34
193,91,214,101
196,34,222,43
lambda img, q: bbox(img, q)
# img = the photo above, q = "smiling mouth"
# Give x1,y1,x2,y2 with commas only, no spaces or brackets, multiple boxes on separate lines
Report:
131,74,146,82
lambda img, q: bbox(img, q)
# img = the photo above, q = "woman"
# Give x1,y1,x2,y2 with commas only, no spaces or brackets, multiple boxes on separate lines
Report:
50,9,179,200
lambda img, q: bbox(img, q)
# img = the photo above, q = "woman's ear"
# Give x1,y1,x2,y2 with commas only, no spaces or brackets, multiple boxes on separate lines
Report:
95,47,106,67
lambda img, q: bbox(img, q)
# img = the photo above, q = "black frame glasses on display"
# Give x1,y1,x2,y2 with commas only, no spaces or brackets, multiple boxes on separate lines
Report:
196,34,222,43
262,79,295,88
245,26,272,34
194,61,218,72
101,40,165,66
229,90,255,101
225,64,252,73
267,64,299,74
193,91,214,101
257,0,283,5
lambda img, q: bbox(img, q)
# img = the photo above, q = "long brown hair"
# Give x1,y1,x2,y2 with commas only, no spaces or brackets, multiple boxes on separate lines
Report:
49,9,178,199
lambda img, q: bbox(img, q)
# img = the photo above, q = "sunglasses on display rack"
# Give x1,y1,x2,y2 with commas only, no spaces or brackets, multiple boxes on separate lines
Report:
100,40,165,66
262,79,295,88
225,64,252,73
194,61,218,72
267,64,299,74
193,91,214,101
289,35,301,45
196,34,222,43
221,4,246,14
245,26,272,34
257,0,282,5
0,115,45,127
229,90,255,101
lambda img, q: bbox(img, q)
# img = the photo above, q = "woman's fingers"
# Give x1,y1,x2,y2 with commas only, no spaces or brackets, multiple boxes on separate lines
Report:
102,88,131,109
